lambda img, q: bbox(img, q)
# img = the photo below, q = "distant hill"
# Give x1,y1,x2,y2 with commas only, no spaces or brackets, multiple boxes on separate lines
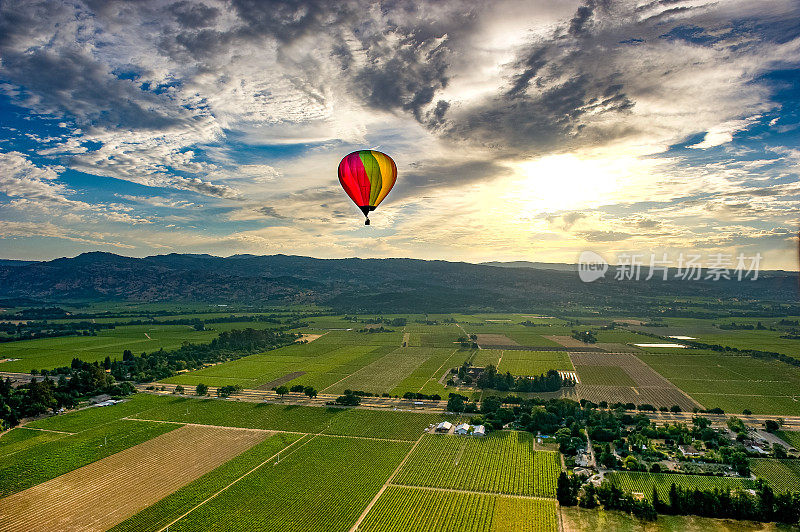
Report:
0,259,39,267
480,261,578,272
0,252,795,313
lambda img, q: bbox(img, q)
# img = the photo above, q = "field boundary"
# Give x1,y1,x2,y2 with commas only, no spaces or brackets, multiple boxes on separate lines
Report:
125,418,420,443
418,348,459,393
156,434,313,532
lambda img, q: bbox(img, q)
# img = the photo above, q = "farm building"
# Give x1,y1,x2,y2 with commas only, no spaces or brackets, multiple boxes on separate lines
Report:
678,445,700,457
435,421,453,433
473,425,486,436
455,423,471,435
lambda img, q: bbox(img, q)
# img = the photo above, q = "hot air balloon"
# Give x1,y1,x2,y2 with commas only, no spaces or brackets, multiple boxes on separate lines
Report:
338,150,397,225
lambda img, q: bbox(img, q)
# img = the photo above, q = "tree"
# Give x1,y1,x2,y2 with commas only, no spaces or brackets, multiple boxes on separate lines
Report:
195,383,208,396
304,386,317,399
773,443,787,459
730,451,750,477
557,472,576,506
765,419,779,432
336,393,361,406
447,393,467,413
290,384,305,393
481,395,502,414
217,385,241,398
275,386,289,399
579,484,598,508
174,385,185,395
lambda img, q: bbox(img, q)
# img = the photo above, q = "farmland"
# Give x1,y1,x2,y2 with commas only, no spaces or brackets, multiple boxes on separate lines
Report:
606,472,756,501
358,486,559,532
569,352,699,410
496,350,573,376
8,309,800,530
0,425,270,531
637,351,800,415
573,365,636,386
0,323,220,373
778,431,800,450
111,432,303,532
164,435,412,532
393,431,559,497
751,459,800,492
160,330,465,397
129,395,448,440
0,419,178,496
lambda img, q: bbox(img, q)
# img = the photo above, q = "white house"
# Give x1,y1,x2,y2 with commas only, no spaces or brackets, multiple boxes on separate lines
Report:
473,425,486,436
435,421,453,433
455,423,471,435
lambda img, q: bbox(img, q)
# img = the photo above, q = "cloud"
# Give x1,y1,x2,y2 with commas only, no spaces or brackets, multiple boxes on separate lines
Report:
0,0,799,268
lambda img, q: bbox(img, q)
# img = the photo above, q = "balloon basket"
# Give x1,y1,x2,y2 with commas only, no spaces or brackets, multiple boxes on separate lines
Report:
364,219,370,225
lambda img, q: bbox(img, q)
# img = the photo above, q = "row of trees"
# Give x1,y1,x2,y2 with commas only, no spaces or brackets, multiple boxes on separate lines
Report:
475,365,574,393
104,328,299,383
558,472,800,525
3,327,299,429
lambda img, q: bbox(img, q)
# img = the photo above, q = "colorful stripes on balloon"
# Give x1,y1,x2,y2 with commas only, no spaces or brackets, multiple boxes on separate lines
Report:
338,150,397,210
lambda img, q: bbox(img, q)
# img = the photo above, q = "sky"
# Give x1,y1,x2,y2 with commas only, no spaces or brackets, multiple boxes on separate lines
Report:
0,0,799,268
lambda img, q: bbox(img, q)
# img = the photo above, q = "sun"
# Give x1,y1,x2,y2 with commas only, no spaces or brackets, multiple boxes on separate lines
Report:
512,154,622,211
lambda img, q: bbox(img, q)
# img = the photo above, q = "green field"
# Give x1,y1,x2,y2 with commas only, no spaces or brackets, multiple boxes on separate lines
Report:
497,350,573,376
636,351,800,415
575,365,637,387
162,331,463,396
110,432,304,532
26,393,168,432
129,395,448,440
472,349,502,367
0,427,65,459
359,485,558,532
165,435,411,531
777,431,800,450
606,471,755,501
751,459,800,492
394,431,559,497
0,323,219,372
634,317,800,360
0,419,179,496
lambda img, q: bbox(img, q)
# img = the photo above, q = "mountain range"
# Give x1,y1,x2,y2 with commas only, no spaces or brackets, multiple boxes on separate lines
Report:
0,252,795,314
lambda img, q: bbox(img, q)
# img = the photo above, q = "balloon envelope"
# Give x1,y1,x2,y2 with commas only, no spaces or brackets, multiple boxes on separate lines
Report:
338,150,397,217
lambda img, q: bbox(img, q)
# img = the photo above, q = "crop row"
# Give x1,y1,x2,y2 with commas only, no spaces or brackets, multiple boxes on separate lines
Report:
751,459,800,493
607,471,755,501
165,435,410,532
110,433,303,532
0,419,177,497
358,486,558,532
393,431,559,497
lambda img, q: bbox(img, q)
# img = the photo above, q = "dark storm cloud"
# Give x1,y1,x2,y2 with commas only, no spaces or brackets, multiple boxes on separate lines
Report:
0,48,191,130
0,0,200,131
436,0,798,157
168,1,220,28
257,206,288,219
